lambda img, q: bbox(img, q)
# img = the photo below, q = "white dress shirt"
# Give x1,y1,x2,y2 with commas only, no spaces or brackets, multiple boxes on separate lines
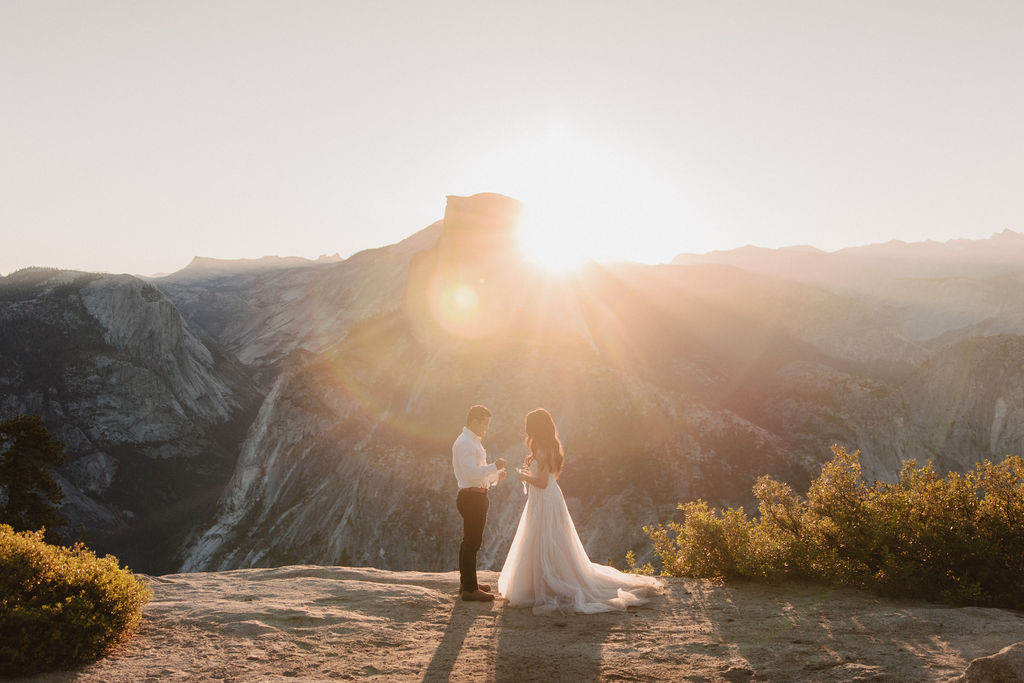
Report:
453,426,500,489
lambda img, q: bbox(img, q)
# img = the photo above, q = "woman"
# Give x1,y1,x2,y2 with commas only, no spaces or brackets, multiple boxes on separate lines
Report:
498,408,662,614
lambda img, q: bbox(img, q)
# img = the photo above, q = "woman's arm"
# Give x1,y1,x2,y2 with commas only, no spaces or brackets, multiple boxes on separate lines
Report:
516,460,550,489
517,468,549,489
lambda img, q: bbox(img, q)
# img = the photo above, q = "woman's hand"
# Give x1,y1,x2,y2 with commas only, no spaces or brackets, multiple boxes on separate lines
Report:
516,467,529,482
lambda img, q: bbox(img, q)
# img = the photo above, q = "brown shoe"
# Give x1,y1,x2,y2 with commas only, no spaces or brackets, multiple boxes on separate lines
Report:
461,589,495,602
478,583,492,593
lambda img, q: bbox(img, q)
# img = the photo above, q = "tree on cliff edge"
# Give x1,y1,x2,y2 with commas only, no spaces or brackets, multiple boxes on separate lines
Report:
0,414,66,542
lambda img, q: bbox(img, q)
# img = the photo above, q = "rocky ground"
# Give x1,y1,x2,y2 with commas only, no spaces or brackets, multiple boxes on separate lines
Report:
14,566,1024,682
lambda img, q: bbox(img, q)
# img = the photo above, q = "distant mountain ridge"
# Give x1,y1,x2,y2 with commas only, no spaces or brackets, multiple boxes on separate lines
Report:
673,228,1024,289
163,253,344,279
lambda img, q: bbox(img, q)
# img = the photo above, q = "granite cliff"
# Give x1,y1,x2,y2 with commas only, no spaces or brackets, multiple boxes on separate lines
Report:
179,195,1024,573
0,269,258,571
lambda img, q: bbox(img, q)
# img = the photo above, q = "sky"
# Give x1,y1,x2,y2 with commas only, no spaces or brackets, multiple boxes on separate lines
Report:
2,0,1023,276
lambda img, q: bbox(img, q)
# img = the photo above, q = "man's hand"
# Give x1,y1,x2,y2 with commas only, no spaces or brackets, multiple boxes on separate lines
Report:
497,468,508,481
494,458,507,470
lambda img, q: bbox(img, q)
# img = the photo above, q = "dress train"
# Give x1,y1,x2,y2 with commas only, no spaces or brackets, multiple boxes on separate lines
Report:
498,464,662,615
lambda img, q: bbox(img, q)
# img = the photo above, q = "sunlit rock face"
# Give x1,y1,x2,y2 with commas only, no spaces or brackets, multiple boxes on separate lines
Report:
156,223,442,388
180,312,784,572
183,217,1024,574
901,335,1024,469
0,269,258,573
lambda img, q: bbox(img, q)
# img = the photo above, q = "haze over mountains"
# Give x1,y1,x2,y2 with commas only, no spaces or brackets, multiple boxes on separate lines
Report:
168,254,343,279
675,228,1024,280
2,195,1022,574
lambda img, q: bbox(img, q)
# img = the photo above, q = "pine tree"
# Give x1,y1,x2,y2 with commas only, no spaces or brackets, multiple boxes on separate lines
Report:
0,415,67,542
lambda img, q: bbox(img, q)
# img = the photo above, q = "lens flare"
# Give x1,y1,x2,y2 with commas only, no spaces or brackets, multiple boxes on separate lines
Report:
447,284,480,313
430,282,500,339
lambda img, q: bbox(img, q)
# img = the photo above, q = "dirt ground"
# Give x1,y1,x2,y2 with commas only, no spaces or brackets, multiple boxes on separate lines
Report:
16,565,1024,682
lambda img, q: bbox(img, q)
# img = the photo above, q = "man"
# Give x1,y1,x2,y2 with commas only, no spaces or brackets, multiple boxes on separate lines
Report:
453,404,506,601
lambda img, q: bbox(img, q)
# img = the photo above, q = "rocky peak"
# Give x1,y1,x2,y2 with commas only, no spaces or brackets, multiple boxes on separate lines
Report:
404,193,526,342
991,228,1024,242
437,192,522,259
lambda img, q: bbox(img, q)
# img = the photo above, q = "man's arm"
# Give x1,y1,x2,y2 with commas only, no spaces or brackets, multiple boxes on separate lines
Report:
485,458,508,485
453,440,498,481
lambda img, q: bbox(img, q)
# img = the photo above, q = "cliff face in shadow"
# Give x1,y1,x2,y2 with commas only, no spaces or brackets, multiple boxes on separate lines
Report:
0,269,259,572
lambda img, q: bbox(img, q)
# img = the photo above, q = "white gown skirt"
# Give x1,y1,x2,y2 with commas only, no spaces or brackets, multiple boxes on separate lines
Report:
498,471,662,615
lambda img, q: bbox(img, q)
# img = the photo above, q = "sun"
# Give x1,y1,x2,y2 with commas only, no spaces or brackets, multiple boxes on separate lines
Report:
517,204,594,273
496,118,689,273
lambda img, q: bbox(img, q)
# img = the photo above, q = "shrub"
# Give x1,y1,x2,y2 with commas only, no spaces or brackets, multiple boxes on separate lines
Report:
641,501,752,579
640,446,1024,609
0,524,152,676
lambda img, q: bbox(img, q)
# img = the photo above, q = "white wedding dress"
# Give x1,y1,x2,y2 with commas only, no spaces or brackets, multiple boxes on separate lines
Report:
498,461,662,615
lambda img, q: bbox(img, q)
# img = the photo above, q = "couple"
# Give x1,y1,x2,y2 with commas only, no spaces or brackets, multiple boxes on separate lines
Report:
453,405,662,614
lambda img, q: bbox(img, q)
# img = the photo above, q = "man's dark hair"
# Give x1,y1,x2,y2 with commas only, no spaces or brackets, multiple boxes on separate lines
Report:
466,405,492,426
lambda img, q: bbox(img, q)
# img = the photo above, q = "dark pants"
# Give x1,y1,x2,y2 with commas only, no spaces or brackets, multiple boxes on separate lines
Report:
456,488,489,592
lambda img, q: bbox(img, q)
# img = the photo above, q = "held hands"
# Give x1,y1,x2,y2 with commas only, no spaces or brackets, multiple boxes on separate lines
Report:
494,458,507,482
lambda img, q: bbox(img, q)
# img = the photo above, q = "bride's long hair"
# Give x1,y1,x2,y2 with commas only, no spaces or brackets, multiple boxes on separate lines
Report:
523,408,564,475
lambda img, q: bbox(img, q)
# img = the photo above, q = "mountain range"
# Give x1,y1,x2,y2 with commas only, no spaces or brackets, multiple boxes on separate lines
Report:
2,194,1022,574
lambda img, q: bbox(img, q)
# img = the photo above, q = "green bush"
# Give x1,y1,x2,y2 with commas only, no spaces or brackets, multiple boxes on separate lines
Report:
0,524,152,676
634,446,1024,609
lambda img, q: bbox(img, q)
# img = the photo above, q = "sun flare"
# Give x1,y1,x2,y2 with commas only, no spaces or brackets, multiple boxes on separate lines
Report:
517,206,594,273
447,284,480,312
500,119,691,273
